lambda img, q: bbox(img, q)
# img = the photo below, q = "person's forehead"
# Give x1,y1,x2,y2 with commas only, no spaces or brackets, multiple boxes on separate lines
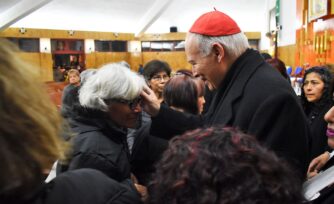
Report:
153,71,168,76
185,35,198,48
186,41,201,57
306,72,322,80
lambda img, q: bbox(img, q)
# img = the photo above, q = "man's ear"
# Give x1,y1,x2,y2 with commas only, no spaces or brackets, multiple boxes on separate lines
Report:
212,43,224,63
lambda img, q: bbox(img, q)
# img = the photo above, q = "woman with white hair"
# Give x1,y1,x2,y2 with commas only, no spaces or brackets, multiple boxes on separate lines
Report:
0,40,142,204
60,63,145,189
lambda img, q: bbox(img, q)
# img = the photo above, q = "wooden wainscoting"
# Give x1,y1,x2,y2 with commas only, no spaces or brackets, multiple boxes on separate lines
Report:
45,81,68,109
142,52,190,71
18,52,53,81
87,52,131,68
277,44,296,67
129,52,143,72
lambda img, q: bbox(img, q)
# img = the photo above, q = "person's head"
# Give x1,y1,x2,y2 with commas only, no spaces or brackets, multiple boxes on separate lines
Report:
143,60,172,95
79,63,146,128
163,74,205,115
148,127,303,204
325,106,334,148
67,69,80,86
185,10,249,89
79,68,97,85
0,39,65,201
301,66,332,104
175,69,193,76
118,60,131,69
57,65,65,72
266,58,289,79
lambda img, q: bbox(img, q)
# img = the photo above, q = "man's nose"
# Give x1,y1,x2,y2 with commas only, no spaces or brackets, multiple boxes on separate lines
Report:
192,68,199,77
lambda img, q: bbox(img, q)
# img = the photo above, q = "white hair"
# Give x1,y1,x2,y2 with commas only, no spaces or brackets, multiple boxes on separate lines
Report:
80,68,97,84
79,63,146,111
189,32,250,59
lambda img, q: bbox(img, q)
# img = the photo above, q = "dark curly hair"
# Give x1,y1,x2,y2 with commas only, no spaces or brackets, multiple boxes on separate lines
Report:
148,127,304,204
301,66,333,116
143,60,172,81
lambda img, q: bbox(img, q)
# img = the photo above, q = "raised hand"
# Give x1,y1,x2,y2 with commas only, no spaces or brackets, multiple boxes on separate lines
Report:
140,85,161,117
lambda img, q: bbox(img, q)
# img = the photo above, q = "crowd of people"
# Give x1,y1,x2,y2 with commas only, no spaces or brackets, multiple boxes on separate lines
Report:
2,9,334,204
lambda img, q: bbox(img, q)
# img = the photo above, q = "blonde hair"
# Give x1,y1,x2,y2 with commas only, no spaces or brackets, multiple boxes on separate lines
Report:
0,39,65,198
67,68,80,76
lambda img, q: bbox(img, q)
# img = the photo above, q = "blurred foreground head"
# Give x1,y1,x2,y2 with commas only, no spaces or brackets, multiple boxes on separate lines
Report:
149,127,304,204
0,39,65,202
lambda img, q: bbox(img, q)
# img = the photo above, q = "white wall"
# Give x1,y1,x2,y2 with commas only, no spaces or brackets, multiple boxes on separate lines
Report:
278,0,296,46
260,0,296,50
40,38,51,53
84,39,95,53
146,0,267,34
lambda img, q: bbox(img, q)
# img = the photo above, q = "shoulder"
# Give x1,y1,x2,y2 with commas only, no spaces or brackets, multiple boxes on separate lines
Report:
70,123,125,160
41,169,141,204
63,84,75,93
73,129,121,153
243,64,297,104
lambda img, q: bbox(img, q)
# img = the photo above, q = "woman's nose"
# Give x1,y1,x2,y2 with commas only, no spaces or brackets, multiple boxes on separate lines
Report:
305,84,312,90
132,103,142,112
325,106,334,123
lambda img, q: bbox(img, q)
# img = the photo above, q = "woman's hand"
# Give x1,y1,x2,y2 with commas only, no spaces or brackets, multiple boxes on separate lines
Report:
307,151,330,179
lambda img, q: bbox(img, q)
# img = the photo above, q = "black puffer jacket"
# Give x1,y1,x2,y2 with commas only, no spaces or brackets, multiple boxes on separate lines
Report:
26,169,141,204
65,113,132,182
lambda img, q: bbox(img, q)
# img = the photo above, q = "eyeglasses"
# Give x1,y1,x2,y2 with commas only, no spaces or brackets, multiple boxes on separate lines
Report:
151,75,170,81
106,97,142,110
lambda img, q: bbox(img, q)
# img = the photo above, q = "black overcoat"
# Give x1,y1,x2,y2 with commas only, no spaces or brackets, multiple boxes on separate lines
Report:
151,49,310,175
306,102,333,159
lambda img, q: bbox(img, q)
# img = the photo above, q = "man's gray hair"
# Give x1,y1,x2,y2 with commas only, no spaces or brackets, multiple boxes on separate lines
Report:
189,32,250,59
79,62,146,111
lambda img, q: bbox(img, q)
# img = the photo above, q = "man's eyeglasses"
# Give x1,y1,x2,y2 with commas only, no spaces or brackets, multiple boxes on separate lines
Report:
106,97,142,110
151,75,170,81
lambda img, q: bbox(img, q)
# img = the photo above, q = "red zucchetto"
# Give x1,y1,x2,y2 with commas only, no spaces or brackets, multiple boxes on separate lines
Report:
189,10,241,36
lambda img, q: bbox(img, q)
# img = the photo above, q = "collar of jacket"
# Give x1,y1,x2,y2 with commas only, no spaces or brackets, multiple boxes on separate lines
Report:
205,48,265,125
70,116,127,141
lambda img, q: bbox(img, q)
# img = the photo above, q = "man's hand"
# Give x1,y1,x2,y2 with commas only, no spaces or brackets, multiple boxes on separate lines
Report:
307,151,330,179
140,85,161,117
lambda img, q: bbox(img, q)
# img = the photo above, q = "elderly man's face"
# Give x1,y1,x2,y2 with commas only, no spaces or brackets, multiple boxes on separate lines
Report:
107,99,142,128
185,36,222,89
